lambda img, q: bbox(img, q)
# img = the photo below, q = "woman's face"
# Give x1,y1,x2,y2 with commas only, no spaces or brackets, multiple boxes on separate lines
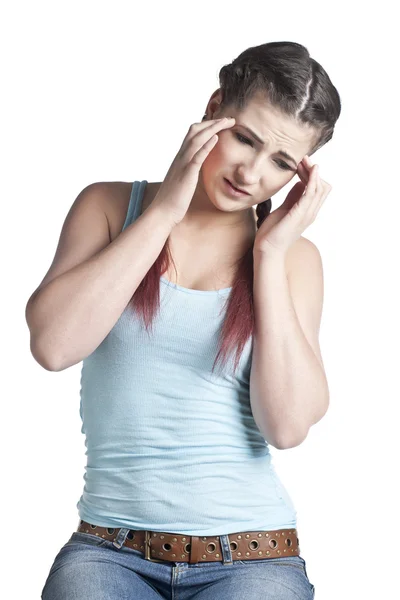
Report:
201,90,318,211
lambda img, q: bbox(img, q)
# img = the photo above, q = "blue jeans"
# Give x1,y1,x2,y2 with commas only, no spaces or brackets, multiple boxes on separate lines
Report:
41,530,315,599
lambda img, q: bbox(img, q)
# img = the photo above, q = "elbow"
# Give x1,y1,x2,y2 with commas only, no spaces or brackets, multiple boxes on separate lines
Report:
278,390,331,449
257,418,309,450
256,421,306,450
269,397,330,450
276,434,307,450
272,427,310,450
26,302,60,371
30,336,62,372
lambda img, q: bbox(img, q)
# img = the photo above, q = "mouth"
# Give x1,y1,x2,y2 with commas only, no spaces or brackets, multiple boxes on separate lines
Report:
223,178,250,197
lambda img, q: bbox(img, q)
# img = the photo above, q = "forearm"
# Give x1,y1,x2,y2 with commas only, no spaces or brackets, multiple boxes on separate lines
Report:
27,205,175,371
250,250,329,449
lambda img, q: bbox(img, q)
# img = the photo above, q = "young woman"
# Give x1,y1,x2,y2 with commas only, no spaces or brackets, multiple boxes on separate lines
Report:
27,41,340,599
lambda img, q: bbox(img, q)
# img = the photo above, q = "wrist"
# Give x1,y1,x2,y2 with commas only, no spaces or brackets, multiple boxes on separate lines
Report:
253,245,285,264
147,201,179,232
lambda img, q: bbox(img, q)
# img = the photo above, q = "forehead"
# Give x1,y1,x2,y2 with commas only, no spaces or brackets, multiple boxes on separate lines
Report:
235,92,317,154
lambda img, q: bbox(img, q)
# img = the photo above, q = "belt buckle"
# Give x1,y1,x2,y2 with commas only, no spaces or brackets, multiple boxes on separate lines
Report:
144,530,167,563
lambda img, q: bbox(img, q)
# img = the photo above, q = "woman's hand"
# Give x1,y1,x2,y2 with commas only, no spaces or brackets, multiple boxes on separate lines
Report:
152,117,236,226
253,155,332,255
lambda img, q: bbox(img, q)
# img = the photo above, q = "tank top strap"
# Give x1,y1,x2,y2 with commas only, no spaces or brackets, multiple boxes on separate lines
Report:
121,180,148,232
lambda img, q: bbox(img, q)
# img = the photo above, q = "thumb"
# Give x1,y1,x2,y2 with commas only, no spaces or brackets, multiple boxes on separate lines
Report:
280,181,306,211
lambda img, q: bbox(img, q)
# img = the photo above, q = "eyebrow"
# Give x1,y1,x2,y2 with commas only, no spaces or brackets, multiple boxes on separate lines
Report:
237,124,298,167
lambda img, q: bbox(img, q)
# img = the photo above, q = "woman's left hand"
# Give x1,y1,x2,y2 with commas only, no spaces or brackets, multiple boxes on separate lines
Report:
253,155,332,255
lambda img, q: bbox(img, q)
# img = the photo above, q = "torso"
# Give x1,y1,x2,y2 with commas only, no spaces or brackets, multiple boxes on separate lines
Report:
105,181,259,292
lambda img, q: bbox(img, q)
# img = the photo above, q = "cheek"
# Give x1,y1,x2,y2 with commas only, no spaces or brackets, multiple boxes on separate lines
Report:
202,135,234,173
200,145,223,182
215,133,236,160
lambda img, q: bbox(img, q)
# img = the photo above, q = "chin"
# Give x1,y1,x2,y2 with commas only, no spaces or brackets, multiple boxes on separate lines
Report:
209,180,237,211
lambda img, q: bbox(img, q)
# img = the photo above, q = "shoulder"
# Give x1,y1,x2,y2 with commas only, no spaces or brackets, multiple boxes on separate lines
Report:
285,235,323,278
100,181,159,242
82,181,130,243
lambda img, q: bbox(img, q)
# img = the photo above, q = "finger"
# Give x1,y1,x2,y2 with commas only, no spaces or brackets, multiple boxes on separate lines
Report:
310,167,327,213
308,162,329,199
303,155,313,169
187,117,236,142
301,169,323,221
298,157,315,177
305,164,319,197
313,186,331,220
184,118,236,161
203,117,236,131
192,117,236,144
296,162,309,184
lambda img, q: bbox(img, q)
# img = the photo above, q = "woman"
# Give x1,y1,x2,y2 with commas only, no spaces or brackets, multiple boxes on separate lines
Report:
27,41,340,599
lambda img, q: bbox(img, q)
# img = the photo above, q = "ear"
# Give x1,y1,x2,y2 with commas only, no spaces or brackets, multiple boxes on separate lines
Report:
206,88,224,118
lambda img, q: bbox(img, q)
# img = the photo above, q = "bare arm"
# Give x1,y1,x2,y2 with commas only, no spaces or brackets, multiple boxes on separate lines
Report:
25,183,174,371
250,248,329,449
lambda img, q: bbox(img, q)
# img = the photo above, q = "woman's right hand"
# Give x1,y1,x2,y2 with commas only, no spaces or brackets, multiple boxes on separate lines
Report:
151,117,236,226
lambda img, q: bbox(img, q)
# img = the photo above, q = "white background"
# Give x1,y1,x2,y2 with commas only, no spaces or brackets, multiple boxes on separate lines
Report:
2,1,399,598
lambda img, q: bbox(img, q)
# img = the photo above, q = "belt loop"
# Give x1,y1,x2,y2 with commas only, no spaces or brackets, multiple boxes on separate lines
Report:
219,534,233,565
112,527,130,549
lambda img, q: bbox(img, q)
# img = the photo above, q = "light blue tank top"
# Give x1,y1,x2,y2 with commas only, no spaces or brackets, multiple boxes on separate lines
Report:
76,180,297,535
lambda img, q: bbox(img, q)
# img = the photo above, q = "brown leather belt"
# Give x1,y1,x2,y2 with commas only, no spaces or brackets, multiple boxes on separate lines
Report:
77,520,300,564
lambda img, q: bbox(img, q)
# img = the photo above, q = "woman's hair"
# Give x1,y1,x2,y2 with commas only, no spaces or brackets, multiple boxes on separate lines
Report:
129,41,341,375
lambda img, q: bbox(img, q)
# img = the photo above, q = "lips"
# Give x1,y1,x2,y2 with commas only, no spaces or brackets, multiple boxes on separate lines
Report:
224,179,250,195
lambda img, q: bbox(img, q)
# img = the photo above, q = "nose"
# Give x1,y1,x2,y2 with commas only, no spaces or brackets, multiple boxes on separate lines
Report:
235,154,264,186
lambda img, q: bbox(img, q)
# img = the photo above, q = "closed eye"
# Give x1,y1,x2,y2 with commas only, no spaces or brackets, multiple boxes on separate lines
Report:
235,132,254,147
234,133,292,171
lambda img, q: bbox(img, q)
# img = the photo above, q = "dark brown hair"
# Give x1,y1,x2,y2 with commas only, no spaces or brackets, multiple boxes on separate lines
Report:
129,41,341,375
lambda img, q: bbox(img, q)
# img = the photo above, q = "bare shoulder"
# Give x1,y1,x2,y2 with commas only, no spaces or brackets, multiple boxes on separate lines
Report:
99,181,133,242
101,181,159,243
285,235,322,277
